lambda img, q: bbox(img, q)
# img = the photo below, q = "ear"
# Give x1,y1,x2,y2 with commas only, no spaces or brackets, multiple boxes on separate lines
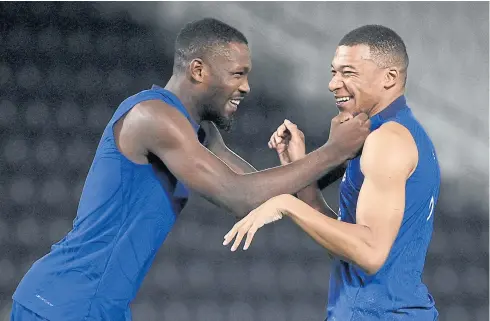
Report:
189,58,206,83
384,67,399,89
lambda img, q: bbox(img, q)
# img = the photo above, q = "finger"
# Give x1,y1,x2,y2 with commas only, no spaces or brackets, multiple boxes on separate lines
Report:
223,224,239,246
364,118,372,129
231,220,253,251
354,112,369,123
276,141,286,153
269,134,277,149
272,134,282,147
243,224,261,250
223,218,248,245
274,133,286,146
276,123,288,137
283,121,303,142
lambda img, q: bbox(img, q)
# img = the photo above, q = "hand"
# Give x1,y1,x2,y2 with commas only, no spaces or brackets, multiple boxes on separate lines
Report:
327,112,371,160
268,119,306,165
223,194,291,251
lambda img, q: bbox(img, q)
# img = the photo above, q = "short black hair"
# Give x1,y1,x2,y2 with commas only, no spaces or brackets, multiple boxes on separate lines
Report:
339,25,409,82
173,18,248,73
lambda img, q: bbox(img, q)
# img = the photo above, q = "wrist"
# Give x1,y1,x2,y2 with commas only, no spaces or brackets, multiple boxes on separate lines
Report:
289,154,306,163
276,194,298,217
323,142,347,166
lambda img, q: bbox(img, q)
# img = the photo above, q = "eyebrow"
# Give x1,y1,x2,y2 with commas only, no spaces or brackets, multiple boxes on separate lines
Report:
233,66,250,73
331,64,357,70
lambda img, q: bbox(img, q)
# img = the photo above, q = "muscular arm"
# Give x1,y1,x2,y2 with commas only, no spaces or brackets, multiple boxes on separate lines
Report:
200,121,345,215
282,123,417,274
199,121,257,174
137,100,363,217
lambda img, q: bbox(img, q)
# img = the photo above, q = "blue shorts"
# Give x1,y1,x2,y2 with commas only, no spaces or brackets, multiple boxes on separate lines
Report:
10,301,49,321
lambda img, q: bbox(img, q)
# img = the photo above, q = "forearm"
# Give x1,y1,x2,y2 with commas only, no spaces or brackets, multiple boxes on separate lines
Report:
317,162,347,189
205,144,345,217
296,163,346,217
211,145,257,174
284,196,377,273
296,184,337,218
200,122,257,174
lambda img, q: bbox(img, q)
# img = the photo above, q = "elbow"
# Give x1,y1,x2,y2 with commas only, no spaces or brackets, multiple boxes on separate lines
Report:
359,249,387,276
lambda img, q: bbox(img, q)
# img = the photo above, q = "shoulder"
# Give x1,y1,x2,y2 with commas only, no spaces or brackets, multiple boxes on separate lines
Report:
128,99,197,149
360,121,418,179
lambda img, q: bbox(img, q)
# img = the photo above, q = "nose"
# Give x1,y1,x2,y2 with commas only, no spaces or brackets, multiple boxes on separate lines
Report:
328,74,343,93
238,77,250,95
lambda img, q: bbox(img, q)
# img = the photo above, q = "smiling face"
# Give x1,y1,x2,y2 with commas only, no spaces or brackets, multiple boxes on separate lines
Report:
329,44,388,116
197,42,252,131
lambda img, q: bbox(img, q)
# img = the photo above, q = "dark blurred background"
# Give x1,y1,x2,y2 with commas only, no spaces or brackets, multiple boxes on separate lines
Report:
0,2,488,321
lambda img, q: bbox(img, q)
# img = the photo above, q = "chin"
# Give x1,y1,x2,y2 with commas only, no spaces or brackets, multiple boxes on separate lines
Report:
214,115,234,132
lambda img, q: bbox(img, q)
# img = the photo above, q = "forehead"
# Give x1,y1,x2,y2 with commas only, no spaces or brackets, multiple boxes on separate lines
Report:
212,42,252,69
331,44,372,69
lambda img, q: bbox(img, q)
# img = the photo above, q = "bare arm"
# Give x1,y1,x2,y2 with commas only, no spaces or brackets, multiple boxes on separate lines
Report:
225,122,417,275
199,121,257,174
285,124,416,274
296,163,346,217
136,100,369,217
269,120,346,217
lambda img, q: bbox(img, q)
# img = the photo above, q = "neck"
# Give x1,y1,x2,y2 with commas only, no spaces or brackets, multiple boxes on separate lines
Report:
368,88,405,117
164,74,202,123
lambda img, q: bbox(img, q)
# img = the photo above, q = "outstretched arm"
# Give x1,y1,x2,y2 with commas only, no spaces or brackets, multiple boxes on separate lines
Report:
135,100,370,217
224,122,417,275
268,120,346,217
199,121,256,174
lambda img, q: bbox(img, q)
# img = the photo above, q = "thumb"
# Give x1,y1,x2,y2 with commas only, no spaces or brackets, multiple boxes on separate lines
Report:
284,120,302,142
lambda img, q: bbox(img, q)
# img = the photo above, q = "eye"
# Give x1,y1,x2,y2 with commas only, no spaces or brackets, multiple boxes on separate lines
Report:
343,71,354,76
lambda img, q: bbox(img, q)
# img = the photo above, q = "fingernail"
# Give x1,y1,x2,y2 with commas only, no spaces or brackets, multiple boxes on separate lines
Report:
285,119,291,123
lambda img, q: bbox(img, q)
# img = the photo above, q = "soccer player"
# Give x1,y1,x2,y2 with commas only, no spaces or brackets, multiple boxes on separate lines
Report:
224,25,440,321
11,18,370,321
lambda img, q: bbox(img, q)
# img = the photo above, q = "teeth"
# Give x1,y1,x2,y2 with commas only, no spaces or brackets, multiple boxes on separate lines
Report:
336,97,351,102
230,99,240,106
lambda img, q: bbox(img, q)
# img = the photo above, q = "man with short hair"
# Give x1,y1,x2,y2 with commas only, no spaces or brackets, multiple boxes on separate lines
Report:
225,24,440,321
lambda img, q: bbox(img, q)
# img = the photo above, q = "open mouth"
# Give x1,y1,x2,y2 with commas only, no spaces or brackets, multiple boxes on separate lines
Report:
335,96,352,108
228,99,241,111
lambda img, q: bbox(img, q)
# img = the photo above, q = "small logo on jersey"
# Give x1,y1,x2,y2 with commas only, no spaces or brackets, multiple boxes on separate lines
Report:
426,196,435,221
36,294,54,307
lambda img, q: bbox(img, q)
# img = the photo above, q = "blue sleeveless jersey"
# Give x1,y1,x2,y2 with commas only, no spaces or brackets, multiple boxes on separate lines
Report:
13,85,199,321
327,96,440,321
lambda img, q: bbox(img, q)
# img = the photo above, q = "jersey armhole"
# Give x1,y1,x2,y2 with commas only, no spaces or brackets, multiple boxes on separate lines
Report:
106,92,166,167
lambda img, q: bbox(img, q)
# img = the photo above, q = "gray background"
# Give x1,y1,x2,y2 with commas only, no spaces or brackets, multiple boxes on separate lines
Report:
0,2,488,321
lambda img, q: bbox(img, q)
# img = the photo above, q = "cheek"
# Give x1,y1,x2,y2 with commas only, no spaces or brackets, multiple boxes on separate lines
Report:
351,77,377,96
344,79,362,96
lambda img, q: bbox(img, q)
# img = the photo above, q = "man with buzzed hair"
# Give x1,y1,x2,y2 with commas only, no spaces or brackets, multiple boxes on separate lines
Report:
225,24,440,321
11,18,370,321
